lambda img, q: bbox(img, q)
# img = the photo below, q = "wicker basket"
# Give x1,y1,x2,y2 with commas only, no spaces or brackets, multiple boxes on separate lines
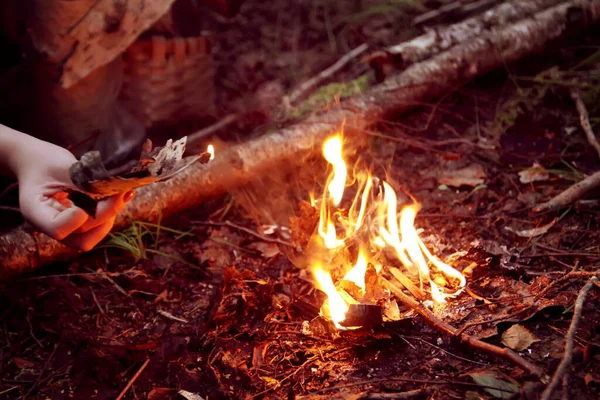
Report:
120,34,215,128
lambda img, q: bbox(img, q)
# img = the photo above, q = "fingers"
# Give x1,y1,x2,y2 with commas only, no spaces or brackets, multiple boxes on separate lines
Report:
62,217,116,251
23,195,89,240
74,190,135,233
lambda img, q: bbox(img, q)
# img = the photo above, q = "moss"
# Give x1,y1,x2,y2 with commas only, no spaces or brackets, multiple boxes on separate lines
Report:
291,72,373,119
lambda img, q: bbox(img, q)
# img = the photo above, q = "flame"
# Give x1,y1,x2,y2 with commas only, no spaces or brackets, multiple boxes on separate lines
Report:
313,265,349,329
342,251,368,293
310,132,466,328
322,136,346,206
207,144,215,160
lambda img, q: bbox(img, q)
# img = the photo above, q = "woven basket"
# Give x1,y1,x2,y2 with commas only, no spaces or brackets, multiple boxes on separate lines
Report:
120,34,215,128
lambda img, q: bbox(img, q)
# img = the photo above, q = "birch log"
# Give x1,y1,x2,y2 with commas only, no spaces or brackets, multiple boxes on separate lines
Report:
376,0,565,69
1,0,599,281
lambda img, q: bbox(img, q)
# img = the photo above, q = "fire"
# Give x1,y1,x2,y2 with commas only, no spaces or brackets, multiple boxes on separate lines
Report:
310,133,466,329
207,144,215,160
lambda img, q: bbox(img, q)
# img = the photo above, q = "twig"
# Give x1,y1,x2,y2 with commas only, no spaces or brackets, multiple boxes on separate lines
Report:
23,342,59,399
381,278,544,378
540,277,599,400
298,377,518,398
194,220,294,247
359,389,432,399
116,359,150,400
90,287,105,314
287,43,369,105
0,205,20,213
157,309,189,323
187,114,241,146
571,89,600,159
533,171,600,213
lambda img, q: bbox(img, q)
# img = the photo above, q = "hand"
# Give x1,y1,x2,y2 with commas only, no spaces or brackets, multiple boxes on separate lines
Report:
14,139,134,251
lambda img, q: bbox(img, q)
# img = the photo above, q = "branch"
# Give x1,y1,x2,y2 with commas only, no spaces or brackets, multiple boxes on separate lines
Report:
533,170,600,212
287,43,369,106
571,88,600,159
540,277,599,400
382,278,544,378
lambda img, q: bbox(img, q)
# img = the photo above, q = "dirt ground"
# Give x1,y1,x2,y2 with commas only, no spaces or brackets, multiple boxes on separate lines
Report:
1,1,600,399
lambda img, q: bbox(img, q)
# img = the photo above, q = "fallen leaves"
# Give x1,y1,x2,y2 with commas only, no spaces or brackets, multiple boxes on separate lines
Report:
501,324,540,351
505,218,558,238
518,162,550,184
438,164,487,188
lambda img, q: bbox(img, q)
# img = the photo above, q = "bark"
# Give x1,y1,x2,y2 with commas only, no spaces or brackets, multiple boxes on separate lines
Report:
1,0,599,281
382,0,566,69
28,0,175,89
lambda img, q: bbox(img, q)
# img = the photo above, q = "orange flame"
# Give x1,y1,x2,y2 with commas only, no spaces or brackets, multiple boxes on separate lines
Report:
310,133,466,328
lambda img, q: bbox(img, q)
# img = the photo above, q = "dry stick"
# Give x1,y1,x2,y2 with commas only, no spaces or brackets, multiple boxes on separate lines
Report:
381,278,544,378
540,277,599,400
359,389,432,400
571,89,600,158
115,358,150,400
534,88,600,212
287,43,370,106
187,113,241,145
1,0,599,281
533,170,600,212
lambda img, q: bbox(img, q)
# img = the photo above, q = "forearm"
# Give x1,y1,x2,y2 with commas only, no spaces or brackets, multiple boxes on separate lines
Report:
0,124,48,178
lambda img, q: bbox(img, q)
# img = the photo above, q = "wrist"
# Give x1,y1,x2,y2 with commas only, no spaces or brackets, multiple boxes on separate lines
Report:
0,125,53,179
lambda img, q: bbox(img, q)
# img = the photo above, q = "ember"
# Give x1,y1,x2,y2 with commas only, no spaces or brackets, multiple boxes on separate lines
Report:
310,133,466,329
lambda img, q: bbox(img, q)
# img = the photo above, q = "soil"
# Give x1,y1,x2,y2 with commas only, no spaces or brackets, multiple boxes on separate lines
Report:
1,1,600,399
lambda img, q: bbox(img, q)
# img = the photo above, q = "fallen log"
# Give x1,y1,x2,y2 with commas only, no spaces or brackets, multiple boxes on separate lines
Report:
367,0,565,74
1,0,599,280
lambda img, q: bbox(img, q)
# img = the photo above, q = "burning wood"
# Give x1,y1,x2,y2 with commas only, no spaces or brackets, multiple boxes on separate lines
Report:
306,134,466,330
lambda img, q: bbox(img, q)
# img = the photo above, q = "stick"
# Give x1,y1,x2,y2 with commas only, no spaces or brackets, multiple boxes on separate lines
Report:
187,114,241,146
381,278,544,378
571,89,600,159
115,358,150,400
359,389,432,399
413,0,502,26
533,170,600,212
1,0,599,280
540,277,598,400
287,43,369,105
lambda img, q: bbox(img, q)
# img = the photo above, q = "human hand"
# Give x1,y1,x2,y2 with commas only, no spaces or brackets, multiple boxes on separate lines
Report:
13,139,134,251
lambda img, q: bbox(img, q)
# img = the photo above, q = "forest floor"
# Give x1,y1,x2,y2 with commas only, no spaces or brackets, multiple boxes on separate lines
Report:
1,1,600,399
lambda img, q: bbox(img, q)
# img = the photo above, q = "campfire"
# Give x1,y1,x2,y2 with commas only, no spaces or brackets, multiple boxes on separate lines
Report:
308,134,466,329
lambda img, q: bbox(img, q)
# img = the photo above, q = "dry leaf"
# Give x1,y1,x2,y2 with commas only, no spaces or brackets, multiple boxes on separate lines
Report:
68,137,213,216
148,388,175,400
505,218,557,237
501,324,540,351
518,162,550,184
438,164,487,188
468,371,520,399
178,390,205,400
12,357,35,369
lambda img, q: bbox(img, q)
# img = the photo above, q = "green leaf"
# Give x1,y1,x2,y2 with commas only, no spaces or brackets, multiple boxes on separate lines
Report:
468,371,520,399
